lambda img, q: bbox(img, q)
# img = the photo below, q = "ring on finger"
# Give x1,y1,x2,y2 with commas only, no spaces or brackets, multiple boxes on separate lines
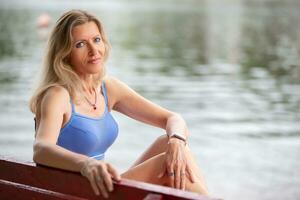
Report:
96,176,102,182
167,172,175,176
180,172,186,176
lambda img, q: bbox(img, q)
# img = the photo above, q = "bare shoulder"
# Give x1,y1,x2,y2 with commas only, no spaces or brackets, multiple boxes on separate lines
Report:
102,76,130,109
103,76,124,87
36,86,70,142
41,85,70,113
103,76,131,95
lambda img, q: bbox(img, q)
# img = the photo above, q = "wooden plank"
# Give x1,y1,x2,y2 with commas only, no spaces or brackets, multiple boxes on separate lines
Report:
144,193,164,200
0,180,86,200
0,156,217,200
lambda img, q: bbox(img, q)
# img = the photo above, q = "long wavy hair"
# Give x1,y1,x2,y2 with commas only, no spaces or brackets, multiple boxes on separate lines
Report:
29,10,110,119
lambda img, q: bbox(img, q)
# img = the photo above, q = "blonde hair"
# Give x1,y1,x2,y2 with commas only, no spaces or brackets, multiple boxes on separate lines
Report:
29,10,110,118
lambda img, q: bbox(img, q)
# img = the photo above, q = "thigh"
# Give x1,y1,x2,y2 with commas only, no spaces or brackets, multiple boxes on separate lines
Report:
121,150,208,195
122,153,167,185
185,146,207,184
184,147,209,194
129,135,168,169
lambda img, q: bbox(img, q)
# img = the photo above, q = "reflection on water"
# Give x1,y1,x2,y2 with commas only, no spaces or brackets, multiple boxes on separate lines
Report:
241,1,300,78
0,1,300,200
0,10,16,58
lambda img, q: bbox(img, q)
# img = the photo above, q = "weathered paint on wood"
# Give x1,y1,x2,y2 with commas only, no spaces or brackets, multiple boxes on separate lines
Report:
0,156,218,200
0,179,86,200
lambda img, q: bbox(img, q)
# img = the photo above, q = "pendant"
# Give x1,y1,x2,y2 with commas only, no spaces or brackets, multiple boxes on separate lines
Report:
93,106,97,110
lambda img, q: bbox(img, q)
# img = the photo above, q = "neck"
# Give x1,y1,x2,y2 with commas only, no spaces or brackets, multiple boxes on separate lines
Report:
79,75,95,95
83,87,98,110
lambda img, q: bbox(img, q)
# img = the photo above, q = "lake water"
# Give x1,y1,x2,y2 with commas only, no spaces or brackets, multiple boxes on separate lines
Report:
0,0,300,199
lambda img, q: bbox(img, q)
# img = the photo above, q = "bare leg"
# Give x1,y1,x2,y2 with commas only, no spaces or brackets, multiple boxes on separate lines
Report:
130,134,168,168
123,135,208,195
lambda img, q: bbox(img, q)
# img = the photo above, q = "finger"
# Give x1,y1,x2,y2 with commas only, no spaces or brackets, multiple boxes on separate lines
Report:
87,172,100,196
180,170,186,190
93,168,109,199
107,163,121,182
175,166,181,189
167,165,175,188
185,167,192,182
101,169,114,192
95,174,109,199
186,166,196,183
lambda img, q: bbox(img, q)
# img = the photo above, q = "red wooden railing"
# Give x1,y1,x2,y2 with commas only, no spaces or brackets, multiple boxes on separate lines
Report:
0,156,218,200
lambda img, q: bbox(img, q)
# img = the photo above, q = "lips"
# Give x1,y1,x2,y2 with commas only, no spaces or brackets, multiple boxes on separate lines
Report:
88,57,101,64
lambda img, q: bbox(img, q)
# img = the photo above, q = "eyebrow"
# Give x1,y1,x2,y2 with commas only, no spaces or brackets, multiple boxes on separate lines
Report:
73,35,101,43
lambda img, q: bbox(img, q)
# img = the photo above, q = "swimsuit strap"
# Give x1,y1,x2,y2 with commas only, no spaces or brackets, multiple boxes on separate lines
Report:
101,80,108,106
70,100,76,113
67,93,76,114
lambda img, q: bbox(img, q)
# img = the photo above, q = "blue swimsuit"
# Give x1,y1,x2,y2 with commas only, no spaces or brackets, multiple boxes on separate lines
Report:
56,81,119,160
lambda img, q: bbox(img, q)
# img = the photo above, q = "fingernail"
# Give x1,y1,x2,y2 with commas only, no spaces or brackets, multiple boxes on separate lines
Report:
157,172,163,178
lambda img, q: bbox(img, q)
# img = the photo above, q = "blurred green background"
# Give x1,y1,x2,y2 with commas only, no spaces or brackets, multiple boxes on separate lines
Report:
0,0,300,199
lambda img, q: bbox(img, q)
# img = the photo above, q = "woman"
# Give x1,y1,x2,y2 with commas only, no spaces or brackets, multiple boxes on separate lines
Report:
29,9,208,198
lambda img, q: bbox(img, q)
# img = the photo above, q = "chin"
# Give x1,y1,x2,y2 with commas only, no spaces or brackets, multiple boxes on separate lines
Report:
89,65,103,74
89,70,102,75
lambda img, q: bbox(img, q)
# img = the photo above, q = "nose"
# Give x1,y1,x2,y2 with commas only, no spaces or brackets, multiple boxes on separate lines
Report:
88,42,98,56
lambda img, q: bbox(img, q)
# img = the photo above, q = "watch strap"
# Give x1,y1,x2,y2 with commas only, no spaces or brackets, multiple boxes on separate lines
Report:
169,133,187,145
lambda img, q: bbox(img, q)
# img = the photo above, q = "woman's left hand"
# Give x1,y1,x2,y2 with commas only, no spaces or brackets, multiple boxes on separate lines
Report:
162,138,196,190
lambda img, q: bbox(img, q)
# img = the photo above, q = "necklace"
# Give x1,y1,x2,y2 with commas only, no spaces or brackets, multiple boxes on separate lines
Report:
84,88,97,110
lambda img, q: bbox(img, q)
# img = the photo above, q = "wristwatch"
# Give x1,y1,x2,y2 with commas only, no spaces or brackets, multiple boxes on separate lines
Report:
169,132,187,144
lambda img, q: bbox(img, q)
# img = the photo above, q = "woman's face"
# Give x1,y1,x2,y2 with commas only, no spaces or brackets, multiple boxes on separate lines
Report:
69,21,105,76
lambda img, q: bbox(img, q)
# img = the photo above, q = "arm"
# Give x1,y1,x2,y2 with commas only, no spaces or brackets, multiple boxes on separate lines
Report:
105,77,188,139
105,77,193,188
165,114,189,142
33,86,87,171
33,86,120,198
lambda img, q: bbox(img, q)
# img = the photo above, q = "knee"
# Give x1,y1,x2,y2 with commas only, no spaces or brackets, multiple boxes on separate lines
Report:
185,179,209,196
162,175,208,195
155,134,168,144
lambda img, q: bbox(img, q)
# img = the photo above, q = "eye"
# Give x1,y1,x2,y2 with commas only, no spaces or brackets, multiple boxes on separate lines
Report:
75,41,85,48
94,37,101,43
